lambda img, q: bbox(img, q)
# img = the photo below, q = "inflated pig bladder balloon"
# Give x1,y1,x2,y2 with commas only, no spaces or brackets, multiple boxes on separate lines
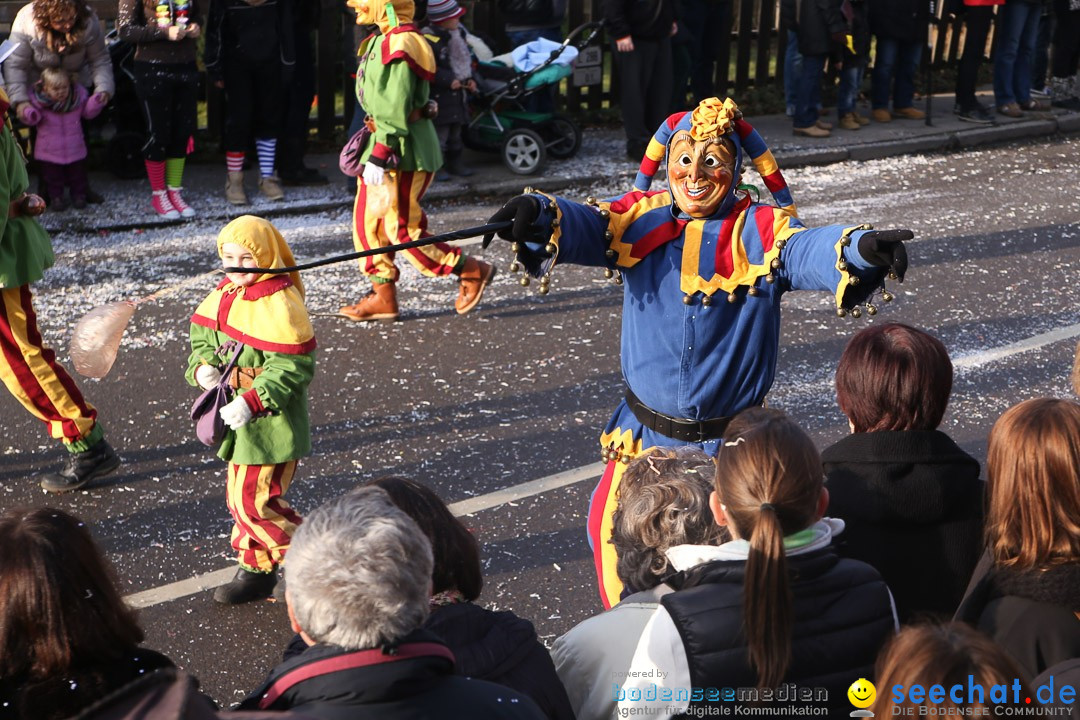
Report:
70,301,136,378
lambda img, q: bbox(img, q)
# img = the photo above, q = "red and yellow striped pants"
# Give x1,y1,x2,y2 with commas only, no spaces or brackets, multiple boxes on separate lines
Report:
351,170,461,282
0,285,100,451
226,460,303,572
587,458,631,610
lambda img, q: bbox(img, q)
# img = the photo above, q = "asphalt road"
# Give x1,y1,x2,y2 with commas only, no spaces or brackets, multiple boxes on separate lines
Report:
1,135,1078,707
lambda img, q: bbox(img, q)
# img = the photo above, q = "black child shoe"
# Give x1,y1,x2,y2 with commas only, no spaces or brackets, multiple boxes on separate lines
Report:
213,566,278,605
40,439,121,493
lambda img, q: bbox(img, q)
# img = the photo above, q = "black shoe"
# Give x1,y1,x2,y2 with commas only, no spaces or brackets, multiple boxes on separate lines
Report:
956,105,995,124
49,196,70,212
213,567,278,605
1051,96,1080,111
447,163,475,178
280,167,329,186
84,188,104,204
40,439,121,493
73,196,88,209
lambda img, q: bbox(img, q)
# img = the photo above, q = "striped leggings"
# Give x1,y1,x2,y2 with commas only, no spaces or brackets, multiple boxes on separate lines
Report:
351,170,461,282
227,460,303,572
0,285,100,451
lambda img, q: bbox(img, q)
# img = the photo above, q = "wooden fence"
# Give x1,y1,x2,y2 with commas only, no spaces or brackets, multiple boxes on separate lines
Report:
0,0,984,140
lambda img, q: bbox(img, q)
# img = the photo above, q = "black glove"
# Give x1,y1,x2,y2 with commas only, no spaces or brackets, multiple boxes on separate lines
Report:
483,195,544,249
857,229,911,282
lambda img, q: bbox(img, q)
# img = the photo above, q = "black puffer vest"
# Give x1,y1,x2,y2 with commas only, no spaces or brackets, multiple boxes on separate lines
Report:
662,547,895,714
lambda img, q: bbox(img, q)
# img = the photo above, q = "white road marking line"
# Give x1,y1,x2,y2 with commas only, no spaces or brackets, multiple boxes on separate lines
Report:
123,321,1080,609
952,322,1080,371
124,462,605,609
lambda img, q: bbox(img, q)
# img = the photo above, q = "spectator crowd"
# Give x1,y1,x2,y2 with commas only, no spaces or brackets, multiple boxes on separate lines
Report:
1,323,1078,719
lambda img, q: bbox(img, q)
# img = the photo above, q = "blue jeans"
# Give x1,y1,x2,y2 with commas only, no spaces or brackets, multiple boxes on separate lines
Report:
871,37,923,110
784,30,803,115
837,60,865,117
993,0,1041,106
794,54,826,128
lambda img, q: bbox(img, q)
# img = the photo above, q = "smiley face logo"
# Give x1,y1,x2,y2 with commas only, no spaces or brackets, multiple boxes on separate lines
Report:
847,678,876,709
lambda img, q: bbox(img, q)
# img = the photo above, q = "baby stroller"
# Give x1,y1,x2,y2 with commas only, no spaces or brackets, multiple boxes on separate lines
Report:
464,21,603,175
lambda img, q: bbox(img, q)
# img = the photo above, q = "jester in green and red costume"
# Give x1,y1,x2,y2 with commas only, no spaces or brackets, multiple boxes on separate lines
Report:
0,86,120,493
486,97,913,609
339,0,495,323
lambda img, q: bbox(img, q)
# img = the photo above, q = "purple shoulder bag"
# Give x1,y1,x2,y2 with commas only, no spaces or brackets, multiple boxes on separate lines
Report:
190,342,245,447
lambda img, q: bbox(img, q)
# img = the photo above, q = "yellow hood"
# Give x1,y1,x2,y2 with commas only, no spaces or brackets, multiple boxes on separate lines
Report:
347,0,414,31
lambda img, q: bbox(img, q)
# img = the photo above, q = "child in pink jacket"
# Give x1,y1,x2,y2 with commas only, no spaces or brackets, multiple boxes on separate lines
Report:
19,68,107,211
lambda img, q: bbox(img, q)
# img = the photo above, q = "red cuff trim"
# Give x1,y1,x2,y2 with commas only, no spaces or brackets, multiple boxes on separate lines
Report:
242,389,265,414
370,143,392,162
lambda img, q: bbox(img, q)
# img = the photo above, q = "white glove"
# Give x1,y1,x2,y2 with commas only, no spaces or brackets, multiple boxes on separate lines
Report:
219,395,254,430
362,162,385,186
195,364,222,390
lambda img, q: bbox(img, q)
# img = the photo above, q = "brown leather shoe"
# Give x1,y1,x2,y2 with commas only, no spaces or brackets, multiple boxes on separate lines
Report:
339,282,399,322
872,108,892,123
793,124,831,138
893,106,926,120
455,257,496,315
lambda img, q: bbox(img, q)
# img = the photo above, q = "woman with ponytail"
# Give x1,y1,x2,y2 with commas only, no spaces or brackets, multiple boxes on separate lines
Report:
617,408,897,716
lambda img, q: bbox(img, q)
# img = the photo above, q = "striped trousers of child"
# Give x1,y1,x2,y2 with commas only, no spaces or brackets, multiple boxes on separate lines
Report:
226,460,303,572
0,285,101,451
351,170,461,281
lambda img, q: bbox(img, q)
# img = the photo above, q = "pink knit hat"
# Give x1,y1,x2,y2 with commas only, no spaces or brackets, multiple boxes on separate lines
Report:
428,0,466,22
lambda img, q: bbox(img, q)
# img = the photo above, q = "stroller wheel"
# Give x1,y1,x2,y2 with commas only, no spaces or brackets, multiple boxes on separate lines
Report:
546,115,582,159
502,128,547,175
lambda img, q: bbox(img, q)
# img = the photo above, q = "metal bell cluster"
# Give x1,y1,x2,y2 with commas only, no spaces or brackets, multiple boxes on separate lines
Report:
506,187,560,295
601,446,632,464
588,196,624,287
835,233,897,319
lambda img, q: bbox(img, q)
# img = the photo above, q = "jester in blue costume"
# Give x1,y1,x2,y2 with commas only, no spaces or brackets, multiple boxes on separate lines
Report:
485,97,911,608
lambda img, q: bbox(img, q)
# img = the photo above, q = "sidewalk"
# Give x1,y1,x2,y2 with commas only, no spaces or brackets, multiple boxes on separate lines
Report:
40,89,1080,236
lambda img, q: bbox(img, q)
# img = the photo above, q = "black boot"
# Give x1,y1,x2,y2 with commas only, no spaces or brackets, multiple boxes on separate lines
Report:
40,439,120,493
445,150,474,178
213,567,278,605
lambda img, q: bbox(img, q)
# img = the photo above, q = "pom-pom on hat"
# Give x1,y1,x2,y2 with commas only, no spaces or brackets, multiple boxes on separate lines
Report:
428,0,466,22
633,97,797,217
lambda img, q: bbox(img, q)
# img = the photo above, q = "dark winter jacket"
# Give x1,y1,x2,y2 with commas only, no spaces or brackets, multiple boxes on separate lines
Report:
955,560,1080,681
283,603,574,720
663,547,896,715
117,0,204,64
424,602,575,720
780,0,847,56
823,430,986,622
0,647,175,720
204,0,296,82
868,0,929,43
422,24,479,126
500,0,568,30
241,629,548,720
603,0,678,41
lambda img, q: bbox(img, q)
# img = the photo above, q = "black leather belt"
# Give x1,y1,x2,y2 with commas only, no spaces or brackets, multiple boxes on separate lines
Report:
624,388,733,443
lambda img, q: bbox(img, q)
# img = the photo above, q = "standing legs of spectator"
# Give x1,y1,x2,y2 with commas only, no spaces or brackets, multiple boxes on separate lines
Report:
1048,0,1080,110
681,0,733,105
277,10,327,186
784,29,803,117
871,37,925,121
994,0,1045,116
793,54,829,137
1030,3,1053,96
954,5,996,123
223,59,284,205
436,123,472,179
134,62,198,218
837,59,869,129
613,37,673,160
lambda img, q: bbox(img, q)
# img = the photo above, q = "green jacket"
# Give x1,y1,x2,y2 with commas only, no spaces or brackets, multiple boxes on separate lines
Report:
357,34,442,172
186,323,315,466
0,124,54,289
